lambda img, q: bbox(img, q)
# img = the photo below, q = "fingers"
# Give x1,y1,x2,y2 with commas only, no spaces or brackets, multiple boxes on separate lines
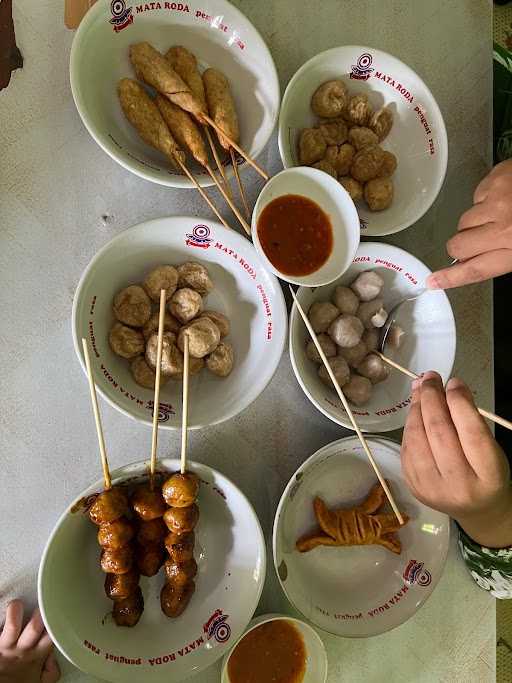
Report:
427,249,512,289
0,599,24,647
42,651,61,683
36,632,55,658
447,222,499,260
473,174,492,204
17,607,45,649
457,203,493,231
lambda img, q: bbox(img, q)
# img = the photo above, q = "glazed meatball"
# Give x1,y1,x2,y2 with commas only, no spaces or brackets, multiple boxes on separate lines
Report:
348,126,379,151
344,93,372,126
168,288,203,324
343,374,372,406
377,150,398,178
177,262,213,296
364,177,394,211
100,546,134,575
362,328,379,352
162,472,199,508
357,299,387,330
333,286,360,315
145,332,183,377
136,543,165,577
339,177,363,202
318,356,350,388
318,119,348,145
163,505,199,535
164,531,195,563
328,315,364,348
357,353,389,384
386,324,405,349
89,488,129,525
206,342,234,377
137,517,167,545
98,518,134,550
164,558,198,587
337,339,368,368
350,145,385,182
351,271,384,302
298,128,326,165
199,310,230,338
112,586,144,627
131,484,167,521
326,143,355,175
113,285,151,327
105,569,140,601
142,311,181,341
311,80,348,118
305,334,336,363
312,159,337,179
308,301,339,334
161,581,195,618
130,356,169,390
143,265,179,302
109,323,145,359
369,106,394,141
178,318,220,358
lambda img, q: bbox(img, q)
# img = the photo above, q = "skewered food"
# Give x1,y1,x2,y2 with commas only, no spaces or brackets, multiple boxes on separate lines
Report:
160,581,195,618
177,262,213,296
169,288,203,324
164,558,198,586
131,484,167,521
105,570,140,601
136,543,165,577
130,356,167,389
203,68,239,151
164,531,195,562
178,318,220,358
162,472,199,508
165,46,207,111
318,356,350,388
143,265,179,302
89,488,129,525
136,517,167,545
98,518,134,550
356,353,390,384
112,586,144,627
199,310,230,338
206,342,234,377
156,95,209,167
109,323,145,359
100,546,134,575
142,310,181,341
163,504,199,535
145,332,181,377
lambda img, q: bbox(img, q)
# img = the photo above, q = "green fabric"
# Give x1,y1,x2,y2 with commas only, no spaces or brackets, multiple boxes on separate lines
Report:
459,527,512,599
494,41,512,162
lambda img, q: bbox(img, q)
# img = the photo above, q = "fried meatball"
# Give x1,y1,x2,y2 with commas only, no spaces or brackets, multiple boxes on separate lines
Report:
206,342,234,377
177,262,213,296
350,145,385,182
364,177,394,211
298,128,326,165
164,531,195,563
161,581,195,618
137,517,167,545
318,356,350,388
163,505,199,535
169,355,204,380
362,328,380,352
162,472,200,508
113,285,151,327
98,518,134,550
199,310,230,338
312,159,337,179
377,150,398,178
178,318,220,358
344,93,372,126
112,586,144,627
143,265,179,302
131,356,170,390
164,558,198,587
305,333,336,363
318,119,348,145
350,271,384,302
357,299,387,330
343,374,372,406
168,288,203,324
308,301,339,334
136,542,165,577
348,126,379,150
145,332,183,377
109,323,145,359
89,488,129,525
332,286,360,315
339,176,364,202
326,143,355,175
337,339,368,368
328,314,364,348
105,569,140,601
142,311,181,341
357,353,389,384
131,484,167,521
100,546,134,575
311,80,348,118
369,106,393,141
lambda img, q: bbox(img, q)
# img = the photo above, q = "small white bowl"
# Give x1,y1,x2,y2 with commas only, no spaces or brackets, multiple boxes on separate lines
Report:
221,613,327,683
252,167,360,286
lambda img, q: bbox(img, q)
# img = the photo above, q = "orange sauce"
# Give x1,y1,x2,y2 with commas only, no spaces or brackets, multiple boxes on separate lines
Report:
257,194,333,276
227,619,306,683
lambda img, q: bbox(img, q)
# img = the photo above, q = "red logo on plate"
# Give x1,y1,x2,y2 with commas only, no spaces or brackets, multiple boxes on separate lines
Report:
203,609,231,643
186,224,213,249
350,53,374,80
109,0,133,32
403,559,432,587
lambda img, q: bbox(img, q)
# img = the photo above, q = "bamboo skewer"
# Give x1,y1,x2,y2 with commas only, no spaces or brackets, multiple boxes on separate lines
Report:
180,335,190,475
150,289,167,488
81,338,111,491
205,164,251,236
289,288,404,525
204,125,232,196
230,148,251,221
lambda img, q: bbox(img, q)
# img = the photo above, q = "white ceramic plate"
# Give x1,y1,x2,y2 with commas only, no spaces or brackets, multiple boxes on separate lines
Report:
289,242,456,432
70,0,280,187
72,217,287,429
39,458,266,682
273,436,450,638
278,45,448,236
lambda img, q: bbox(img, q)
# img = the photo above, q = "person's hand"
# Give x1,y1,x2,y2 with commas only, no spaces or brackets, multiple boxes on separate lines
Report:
0,600,60,683
401,371,512,548
427,159,512,289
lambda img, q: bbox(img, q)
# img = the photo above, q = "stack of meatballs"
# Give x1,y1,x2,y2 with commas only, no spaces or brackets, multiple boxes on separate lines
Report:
307,270,404,406
299,79,397,211
108,261,234,388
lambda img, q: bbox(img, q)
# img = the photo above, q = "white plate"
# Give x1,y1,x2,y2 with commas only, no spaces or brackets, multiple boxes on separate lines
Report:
278,45,448,236
70,0,280,188
273,436,450,638
72,217,287,429
39,458,266,682
289,242,456,432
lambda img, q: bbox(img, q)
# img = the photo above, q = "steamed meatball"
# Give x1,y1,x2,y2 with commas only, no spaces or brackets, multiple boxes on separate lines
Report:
326,143,355,175
163,505,199,536
105,569,140,601
343,374,372,406
328,315,364,348
177,262,213,296
199,310,230,338
109,323,145,359
136,517,167,545
112,586,144,627
377,151,398,178
164,531,196,562
333,287,359,316
89,488,129,525
344,93,372,126
308,301,339,334
100,546,134,574
143,265,179,302
318,356,350,388
142,311,181,341
169,288,203,324
357,353,390,384
161,581,195,618
351,145,385,182
130,356,169,390
364,177,394,211
348,126,379,150
369,106,394,141
386,324,405,349
299,128,326,165
162,472,199,508
350,271,384,302
339,176,363,202
312,159,337,179
131,484,167,521
136,543,165,577
164,558,198,587
357,299,388,330
145,332,183,377
98,518,134,550
311,80,348,118
206,342,234,377
305,334,336,363
337,339,368,368
318,119,348,145
362,328,379,352
178,318,220,358
113,285,151,327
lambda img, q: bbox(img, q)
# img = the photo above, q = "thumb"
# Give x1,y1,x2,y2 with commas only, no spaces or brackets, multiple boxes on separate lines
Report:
41,651,61,683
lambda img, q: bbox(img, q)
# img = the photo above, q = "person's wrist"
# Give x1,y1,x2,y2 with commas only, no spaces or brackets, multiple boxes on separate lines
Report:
455,490,512,548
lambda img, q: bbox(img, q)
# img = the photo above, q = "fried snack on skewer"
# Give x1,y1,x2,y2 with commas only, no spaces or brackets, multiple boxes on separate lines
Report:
155,95,208,167
203,68,240,152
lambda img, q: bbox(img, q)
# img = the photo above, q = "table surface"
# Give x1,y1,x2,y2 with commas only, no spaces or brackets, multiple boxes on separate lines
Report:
0,1,496,681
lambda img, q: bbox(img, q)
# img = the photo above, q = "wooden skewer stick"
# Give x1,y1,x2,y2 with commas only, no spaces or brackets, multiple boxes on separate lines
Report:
150,289,167,488
202,114,269,181
375,351,512,432
205,164,251,236
289,288,404,525
204,125,232,197
180,335,190,475
81,338,111,491
230,148,251,221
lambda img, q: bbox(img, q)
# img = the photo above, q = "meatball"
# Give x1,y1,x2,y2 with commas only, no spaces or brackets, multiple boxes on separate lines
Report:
113,285,151,327
364,177,394,211
350,271,384,302
318,356,350,388
332,286,360,315
206,342,234,377
168,288,203,324
98,518,134,550
136,543,165,577
105,569,140,601
162,472,199,508
137,517,167,545
362,328,379,352
89,488,129,525
177,262,213,296
357,299,387,330
160,581,195,618
142,311,181,341
344,93,372,126
169,355,204,380
298,128,326,165
143,265,179,302
348,126,379,150
199,310,230,338
305,334,336,364
308,301,339,334
343,374,372,406
163,505,199,535
131,484,167,521
109,323,145,359
164,558,198,587
328,315,364,348
377,151,398,178
164,531,195,563
100,546,134,575
312,159,337,179
145,332,183,377
311,80,348,118
386,324,405,349
339,176,363,202
350,145,385,182
178,318,220,358
112,586,144,627
326,143,355,175
130,356,169,390
357,353,390,384
318,119,348,145
369,106,394,141
337,339,368,368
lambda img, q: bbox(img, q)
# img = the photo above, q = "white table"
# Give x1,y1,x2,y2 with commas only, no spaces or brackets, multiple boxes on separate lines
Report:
0,1,495,681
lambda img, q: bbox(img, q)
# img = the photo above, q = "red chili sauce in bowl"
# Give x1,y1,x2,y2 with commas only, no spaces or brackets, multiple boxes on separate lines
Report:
256,194,333,276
